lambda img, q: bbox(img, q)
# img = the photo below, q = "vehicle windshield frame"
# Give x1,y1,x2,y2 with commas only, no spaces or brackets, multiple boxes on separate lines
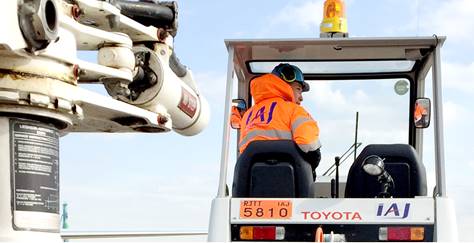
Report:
248,59,417,75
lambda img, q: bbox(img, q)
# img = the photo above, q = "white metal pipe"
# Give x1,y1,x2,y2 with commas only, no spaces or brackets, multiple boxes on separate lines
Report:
217,47,234,198
207,198,231,241
415,73,426,162
98,45,135,74
59,12,133,50
0,1,27,50
112,44,209,136
0,118,12,239
434,197,459,241
431,45,447,196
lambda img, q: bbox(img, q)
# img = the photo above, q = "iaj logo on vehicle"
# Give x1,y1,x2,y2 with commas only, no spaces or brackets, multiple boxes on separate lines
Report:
376,203,410,219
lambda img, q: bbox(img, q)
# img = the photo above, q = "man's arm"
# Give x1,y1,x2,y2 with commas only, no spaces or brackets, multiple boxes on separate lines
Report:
291,105,322,176
291,106,321,153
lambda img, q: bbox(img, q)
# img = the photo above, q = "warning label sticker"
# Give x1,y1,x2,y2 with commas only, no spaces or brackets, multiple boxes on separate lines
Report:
178,87,198,118
10,119,59,214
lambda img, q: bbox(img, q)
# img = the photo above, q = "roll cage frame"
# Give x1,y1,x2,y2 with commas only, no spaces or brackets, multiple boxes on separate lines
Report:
217,36,447,199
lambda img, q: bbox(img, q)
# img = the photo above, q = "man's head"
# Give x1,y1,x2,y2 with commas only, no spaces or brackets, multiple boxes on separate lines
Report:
289,81,304,104
271,63,309,104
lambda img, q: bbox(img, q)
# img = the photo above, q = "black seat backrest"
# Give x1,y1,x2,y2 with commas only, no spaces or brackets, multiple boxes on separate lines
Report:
345,144,427,198
232,140,314,198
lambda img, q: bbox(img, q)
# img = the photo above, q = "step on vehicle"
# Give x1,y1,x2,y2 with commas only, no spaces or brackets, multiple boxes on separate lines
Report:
207,36,458,242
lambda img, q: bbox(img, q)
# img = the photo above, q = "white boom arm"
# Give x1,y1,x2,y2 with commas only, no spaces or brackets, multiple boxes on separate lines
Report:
0,0,209,135
0,0,209,241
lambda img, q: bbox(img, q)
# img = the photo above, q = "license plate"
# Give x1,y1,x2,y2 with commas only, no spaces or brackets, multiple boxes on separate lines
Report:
239,200,292,219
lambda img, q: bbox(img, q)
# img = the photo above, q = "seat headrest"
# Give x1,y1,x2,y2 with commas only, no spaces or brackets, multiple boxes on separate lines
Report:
357,144,419,162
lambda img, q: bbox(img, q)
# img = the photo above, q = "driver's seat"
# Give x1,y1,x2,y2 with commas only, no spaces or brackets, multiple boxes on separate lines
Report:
232,140,314,198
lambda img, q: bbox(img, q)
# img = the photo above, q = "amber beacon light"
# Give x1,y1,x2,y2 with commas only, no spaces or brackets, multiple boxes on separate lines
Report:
320,0,348,37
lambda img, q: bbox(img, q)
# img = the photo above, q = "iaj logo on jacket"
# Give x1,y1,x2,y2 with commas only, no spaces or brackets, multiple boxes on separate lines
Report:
245,102,277,128
376,203,410,219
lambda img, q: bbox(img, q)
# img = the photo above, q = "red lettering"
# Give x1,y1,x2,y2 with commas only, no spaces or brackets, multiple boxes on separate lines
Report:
322,211,331,219
302,211,362,221
311,212,321,220
242,200,261,206
332,212,342,220
302,211,310,220
352,212,362,220
278,201,289,207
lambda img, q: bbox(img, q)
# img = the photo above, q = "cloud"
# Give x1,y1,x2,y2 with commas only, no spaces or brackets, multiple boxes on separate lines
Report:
421,0,474,44
469,160,474,170
271,0,324,32
443,62,474,94
443,100,471,127
61,166,217,231
372,0,474,43
193,71,227,103
304,79,413,175
257,0,324,37
307,80,410,120
192,71,229,126
308,82,347,107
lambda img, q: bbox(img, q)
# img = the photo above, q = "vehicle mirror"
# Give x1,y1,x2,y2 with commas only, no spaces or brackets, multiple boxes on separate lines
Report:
230,99,247,129
414,98,431,128
232,99,247,111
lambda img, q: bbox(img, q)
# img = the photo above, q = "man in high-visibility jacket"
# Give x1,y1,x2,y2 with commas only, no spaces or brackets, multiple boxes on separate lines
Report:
238,63,321,176
414,101,428,127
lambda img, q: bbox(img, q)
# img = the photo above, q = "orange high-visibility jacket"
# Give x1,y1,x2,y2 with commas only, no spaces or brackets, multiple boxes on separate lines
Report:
414,103,428,121
239,74,321,154
230,106,243,129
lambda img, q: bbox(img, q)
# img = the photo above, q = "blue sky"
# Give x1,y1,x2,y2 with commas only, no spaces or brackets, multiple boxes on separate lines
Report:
60,0,474,241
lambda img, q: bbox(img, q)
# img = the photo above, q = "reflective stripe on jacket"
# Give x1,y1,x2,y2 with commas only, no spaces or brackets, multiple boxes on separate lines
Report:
239,74,321,153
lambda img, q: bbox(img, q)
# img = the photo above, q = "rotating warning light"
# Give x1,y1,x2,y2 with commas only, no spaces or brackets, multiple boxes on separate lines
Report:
320,0,348,38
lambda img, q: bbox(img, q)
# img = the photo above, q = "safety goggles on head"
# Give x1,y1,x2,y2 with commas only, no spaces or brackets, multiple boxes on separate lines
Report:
272,63,310,92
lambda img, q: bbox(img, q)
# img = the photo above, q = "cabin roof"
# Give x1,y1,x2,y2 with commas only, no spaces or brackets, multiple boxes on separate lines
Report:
225,36,445,82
